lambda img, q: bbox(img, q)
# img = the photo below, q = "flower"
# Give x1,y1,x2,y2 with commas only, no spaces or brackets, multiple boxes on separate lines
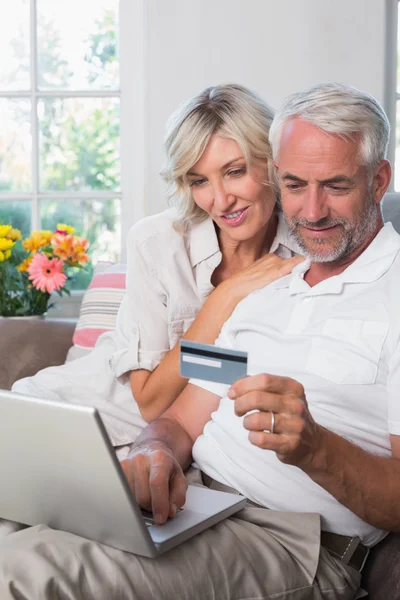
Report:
0,225,12,238
71,237,90,264
56,223,76,235
17,257,33,272
0,238,15,252
0,221,90,316
27,254,67,294
22,230,53,253
51,234,90,265
0,250,11,261
6,228,22,241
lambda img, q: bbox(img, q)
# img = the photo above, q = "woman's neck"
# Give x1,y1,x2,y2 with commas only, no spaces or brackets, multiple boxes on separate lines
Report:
212,214,278,285
217,213,278,268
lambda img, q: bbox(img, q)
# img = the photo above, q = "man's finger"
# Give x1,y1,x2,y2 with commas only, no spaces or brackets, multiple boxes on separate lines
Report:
148,451,175,524
127,453,152,510
243,411,305,435
228,373,304,399
168,471,188,518
234,391,282,417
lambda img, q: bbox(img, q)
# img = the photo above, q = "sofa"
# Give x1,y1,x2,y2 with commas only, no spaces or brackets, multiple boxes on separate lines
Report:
2,192,400,599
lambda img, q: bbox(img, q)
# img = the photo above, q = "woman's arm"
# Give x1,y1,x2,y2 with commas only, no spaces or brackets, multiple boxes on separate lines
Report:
131,253,303,422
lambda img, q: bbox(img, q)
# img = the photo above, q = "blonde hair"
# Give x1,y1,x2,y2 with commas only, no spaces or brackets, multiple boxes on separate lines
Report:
160,84,276,232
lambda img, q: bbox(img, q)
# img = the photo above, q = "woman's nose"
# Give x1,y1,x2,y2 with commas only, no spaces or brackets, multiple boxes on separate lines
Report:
213,182,235,212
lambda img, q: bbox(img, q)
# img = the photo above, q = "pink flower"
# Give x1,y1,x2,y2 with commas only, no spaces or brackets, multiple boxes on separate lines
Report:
27,253,67,294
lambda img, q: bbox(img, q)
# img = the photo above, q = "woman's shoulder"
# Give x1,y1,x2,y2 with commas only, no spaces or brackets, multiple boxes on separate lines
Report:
127,207,182,248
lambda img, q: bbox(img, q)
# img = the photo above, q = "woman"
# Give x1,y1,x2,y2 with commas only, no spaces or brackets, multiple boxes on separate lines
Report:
12,84,301,452
112,84,301,422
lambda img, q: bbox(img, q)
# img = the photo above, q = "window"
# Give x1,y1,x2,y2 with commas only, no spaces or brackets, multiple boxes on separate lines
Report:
0,0,145,294
388,0,400,189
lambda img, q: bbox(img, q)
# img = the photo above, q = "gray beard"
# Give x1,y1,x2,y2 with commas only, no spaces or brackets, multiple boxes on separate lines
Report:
284,192,380,263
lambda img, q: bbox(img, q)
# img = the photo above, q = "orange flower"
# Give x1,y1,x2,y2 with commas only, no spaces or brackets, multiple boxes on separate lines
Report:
71,237,90,264
18,256,33,272
51,234,90,265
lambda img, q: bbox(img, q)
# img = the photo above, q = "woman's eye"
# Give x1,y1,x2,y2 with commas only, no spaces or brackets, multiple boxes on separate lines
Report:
190,178,207,187
227,168,246,177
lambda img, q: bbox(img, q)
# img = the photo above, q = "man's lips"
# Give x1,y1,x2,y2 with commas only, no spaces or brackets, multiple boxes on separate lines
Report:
301,224,340,236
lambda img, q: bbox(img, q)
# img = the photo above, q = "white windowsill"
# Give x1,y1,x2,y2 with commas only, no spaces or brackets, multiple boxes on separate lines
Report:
48,290,84,319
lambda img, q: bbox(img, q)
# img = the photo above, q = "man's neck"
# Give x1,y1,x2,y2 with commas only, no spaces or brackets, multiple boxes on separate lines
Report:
304,223,384,287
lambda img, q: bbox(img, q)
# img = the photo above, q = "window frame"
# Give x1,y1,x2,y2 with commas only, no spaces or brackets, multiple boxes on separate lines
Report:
0,0,146,260
385,0,399,191
0,0,146,315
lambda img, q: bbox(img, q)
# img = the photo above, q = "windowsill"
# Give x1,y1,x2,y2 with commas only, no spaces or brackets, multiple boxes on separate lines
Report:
48,290,84,319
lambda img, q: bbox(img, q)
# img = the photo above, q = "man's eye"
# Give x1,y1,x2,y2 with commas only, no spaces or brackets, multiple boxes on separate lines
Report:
190,178,207,187
286,184,302,191
329,186,349,192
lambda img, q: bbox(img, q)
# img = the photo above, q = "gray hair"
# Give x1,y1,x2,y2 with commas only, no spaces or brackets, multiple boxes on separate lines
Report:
160,84,277,232
269,82,390,169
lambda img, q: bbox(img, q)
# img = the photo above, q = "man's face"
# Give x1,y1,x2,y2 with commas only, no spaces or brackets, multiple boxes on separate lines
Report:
275,118,383,263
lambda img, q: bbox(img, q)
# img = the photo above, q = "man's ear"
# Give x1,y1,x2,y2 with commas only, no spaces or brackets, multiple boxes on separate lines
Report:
373,159,392,205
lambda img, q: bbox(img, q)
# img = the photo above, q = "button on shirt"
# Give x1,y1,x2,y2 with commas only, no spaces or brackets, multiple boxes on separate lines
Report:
191,223,400,547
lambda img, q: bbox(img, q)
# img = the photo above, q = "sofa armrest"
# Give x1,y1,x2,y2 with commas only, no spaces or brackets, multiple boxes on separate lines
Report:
0,318,76,390
361,532,400,599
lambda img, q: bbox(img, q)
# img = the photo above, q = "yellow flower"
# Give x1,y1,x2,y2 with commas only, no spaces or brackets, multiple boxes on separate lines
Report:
6,228,22,241
22,230,53,253
0,225,12,238
0,238,14,252
0,250,10,261
18,257,33,272
56,223,75,235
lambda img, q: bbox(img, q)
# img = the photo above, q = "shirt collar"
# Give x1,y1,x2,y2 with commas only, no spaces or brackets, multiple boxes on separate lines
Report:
274,222,400,295
189,216,220,267
189,211,300,268
270,212,302,255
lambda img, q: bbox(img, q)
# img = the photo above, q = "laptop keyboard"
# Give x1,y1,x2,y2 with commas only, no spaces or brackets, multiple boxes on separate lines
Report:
140,507,183,527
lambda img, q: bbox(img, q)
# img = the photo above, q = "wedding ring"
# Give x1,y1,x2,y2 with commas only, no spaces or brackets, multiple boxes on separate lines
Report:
270,411,275,435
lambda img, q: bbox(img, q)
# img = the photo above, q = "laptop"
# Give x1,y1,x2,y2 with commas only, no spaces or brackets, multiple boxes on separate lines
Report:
0,390,246,557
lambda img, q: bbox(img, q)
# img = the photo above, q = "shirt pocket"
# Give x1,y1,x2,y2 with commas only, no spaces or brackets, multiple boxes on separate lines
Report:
306,318,388,385
168,316,196,349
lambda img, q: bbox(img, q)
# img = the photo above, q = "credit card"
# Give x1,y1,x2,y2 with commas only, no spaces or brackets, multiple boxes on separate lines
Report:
180,340,248,385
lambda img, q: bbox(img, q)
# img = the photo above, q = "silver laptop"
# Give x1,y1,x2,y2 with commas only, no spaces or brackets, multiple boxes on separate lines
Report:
0,390,246,557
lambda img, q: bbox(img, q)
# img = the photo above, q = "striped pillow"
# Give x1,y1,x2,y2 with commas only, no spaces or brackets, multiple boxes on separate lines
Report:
71,262,127,352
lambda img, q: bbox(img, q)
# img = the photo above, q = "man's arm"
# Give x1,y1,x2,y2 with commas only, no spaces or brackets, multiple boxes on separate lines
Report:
301,430,400,531
120,383,221,524
230,373,400,532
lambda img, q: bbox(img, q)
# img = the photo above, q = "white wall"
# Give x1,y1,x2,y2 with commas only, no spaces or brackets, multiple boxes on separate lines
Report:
143,0,387,216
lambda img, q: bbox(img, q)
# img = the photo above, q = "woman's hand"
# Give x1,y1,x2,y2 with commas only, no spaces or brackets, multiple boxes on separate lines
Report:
220,254,304,303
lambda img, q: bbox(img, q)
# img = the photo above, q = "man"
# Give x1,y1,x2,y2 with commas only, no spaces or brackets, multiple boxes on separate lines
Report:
0,82,399,599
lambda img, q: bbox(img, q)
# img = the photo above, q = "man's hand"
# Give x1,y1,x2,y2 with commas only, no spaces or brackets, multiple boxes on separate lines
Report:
120,441,188,525
228,374,324,471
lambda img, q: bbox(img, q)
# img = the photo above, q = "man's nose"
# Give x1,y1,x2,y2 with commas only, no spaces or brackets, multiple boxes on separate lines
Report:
301,187,329,222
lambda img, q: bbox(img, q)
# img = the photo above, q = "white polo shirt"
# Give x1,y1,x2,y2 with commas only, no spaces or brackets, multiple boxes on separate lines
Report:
191,222,400,546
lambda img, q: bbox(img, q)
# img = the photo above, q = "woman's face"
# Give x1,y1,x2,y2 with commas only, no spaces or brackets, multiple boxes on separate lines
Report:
187,135,276,243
